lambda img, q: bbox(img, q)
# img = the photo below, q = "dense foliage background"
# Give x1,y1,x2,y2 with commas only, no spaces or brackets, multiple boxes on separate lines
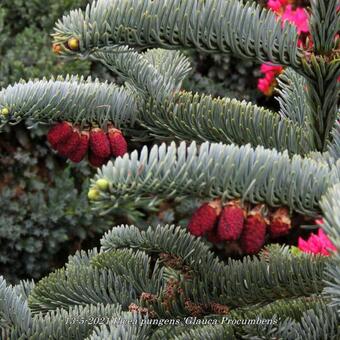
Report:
0,0,269,282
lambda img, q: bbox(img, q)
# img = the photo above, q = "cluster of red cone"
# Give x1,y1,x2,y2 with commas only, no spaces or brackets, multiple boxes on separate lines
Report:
188,199,291,255
47,121,127,167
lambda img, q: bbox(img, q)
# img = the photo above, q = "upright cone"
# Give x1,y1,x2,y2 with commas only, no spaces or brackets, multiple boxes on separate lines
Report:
240,205,268,254
107,127,128,157
90,128,111,159
47,121,73,148
188,200,222,236
68,130,90,163
217,200,245,241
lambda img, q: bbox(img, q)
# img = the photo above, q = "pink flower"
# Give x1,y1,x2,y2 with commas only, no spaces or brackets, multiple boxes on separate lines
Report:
260,64,284,74
258,63,283,95
282,5,309,33
298,229,336,256
267,0,288,13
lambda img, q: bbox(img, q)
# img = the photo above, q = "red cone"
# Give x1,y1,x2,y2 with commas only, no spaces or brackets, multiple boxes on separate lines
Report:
240,206,268,254
47,121,73,149
217,201,245,241
88,151,109,168
68,130,90,163
56,128,81,157
90,128,111,158
188,200,222,236
269,207,291,238
107,127,128,157
206,229,224,244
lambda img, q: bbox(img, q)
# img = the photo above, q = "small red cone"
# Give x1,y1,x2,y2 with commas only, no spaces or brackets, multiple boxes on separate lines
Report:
56,128,81,157
90,127,111,158
269,207,291,238
240,205,268,255
68,130,90,163
47,121,73,149
107,127,128,157
88,151,109,168
188,199,222,236
206,229,224,244
217,200,245,241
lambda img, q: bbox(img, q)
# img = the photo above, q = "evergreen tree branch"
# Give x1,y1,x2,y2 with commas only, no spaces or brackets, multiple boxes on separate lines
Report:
301,0,340,154
151,323,235,340
302,54,340,152
91,249,164,295
87,312,152,340
101,224,327,311
309,0,340,55
0,54,313,155
30,304,123,339
276,68,312,126
327,118,340,160
53,0,303,67
241,303,339,339
91,141,340,216
320,183,340,315
141,92,314,155
28,266,137,313
0,76,138,130
0,276,32,333
91,46,191,102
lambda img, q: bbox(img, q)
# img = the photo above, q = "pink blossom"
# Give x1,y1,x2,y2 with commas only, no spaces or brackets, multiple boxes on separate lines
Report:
281,5,309,33
298,229,336,256
267,0,288,13
258,64,283,95
260,64,284,74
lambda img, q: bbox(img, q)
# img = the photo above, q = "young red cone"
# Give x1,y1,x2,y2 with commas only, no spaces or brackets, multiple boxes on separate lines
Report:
56,128,81,157
107,127,128,157
206,229,224,244
68,130,90,163
47,121,73,149
188,199,222,236
217,200,245,241
90,128,111,158
240,206,268,254
269,207,292,238
88,151,109,168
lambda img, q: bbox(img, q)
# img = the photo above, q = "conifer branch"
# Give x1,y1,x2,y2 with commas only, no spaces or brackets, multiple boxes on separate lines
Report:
91,46,192,102
0,54,314,155
101,224,327,310
276,68,311,126
53,0,303,67
0,276,32,333
91,141,340,216
320,183,340,314
0,76,138,130
88,312,152,340
141,91,314,154
309,0,340,55
28,266,137,313
302,55,340,152
300,0,340,151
